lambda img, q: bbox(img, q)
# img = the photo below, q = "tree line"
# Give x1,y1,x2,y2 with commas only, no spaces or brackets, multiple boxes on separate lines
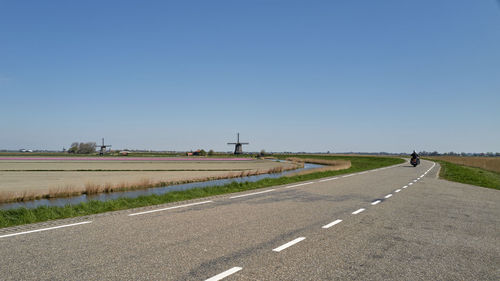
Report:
418,151,500,157
67,142,96,154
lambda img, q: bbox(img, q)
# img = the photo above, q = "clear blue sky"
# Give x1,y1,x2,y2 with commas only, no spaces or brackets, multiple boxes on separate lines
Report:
1,0,499,153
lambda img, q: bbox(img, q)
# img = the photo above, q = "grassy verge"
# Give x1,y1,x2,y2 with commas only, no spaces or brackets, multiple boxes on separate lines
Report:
434,160,500,190
0,155,403,229
428,156,500,173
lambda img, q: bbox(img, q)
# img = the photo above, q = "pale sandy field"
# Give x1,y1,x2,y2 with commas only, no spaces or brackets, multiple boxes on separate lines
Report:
0,159,293,193
0,160,282,171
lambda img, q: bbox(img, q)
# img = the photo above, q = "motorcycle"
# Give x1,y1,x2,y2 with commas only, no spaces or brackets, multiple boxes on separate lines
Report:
410,156,420,167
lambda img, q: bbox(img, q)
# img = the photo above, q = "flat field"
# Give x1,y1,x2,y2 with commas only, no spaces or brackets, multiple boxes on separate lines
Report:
0,158,293,194
428,156,500,173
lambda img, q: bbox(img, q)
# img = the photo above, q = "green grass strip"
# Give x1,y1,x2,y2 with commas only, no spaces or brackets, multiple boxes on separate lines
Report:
0,156,403,229
435,160,500,190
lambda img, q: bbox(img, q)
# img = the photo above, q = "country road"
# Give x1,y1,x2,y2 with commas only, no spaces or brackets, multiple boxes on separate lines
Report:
1,160,499,280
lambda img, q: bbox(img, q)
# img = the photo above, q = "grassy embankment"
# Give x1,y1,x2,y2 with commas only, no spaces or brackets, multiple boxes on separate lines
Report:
0,155,403,228
432,159,500,190
428,156,500,173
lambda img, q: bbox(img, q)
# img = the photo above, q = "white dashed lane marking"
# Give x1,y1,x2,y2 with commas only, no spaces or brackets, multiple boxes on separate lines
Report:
273,237,306,252
371,200,381,205
352,208,365,215
385,194,393,199
205,267,242,281
322,219,342,229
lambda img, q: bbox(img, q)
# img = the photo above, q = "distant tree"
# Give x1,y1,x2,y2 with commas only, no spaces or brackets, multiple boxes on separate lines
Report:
199,149,207,156
260,149,266,156
68,142,96,154
78,142,96,154
208,149,215,156
429,151,439,156
68,142,79,153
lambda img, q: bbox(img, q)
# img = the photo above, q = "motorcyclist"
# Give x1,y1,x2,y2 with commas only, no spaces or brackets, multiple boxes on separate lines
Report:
410,150,419,159
410,150,420,166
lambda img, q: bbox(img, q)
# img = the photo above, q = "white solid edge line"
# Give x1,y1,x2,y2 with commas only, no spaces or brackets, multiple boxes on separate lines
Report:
385,194,393,198
352,208,365,215
273,237,306,252
319,177,338,182
342,174,354,178
205,267,243,281
0,221,92,239
371,200,381,205
129,201,213,216
285,182,314,189
230,189,275,199
395,189,401,193
322,219,342,229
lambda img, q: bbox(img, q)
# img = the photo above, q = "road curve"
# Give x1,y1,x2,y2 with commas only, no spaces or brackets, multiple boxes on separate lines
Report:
1,160,499,280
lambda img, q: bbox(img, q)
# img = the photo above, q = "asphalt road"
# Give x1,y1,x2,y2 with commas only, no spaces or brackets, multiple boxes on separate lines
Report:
1,160,499,280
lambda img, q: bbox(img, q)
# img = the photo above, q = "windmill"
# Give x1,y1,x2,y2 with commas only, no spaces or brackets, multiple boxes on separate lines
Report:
227,133,249,155
99,138,111,156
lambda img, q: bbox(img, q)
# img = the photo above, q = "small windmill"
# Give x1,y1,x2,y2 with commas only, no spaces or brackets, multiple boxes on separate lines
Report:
227,133,249,155
99,138,111,155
